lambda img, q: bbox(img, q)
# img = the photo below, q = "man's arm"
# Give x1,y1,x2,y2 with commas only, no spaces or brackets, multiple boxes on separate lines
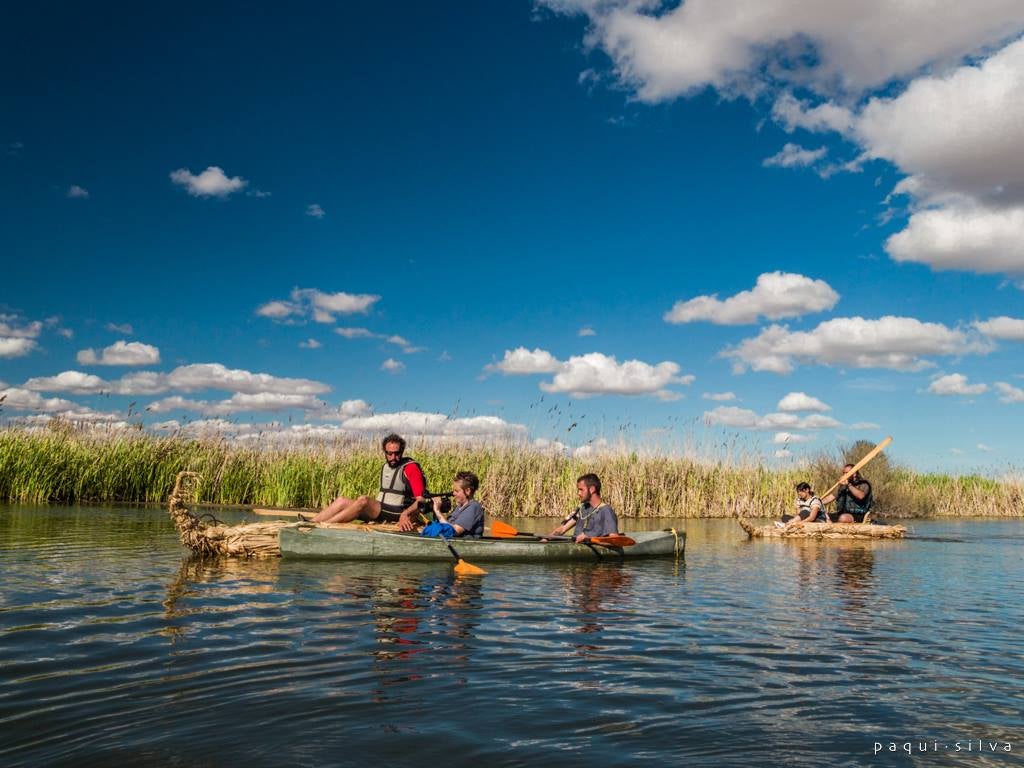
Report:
397,463,428,531
551,511,578,536
846,481,869,501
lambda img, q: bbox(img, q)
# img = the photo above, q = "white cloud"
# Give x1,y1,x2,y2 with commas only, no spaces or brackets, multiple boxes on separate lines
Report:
306,203,325,219
0,338,37,358
339,399,372,418
664,272,839,325
170,166,247,197
339,411,527,441
486,347,563,375
704,405,840,431
0,387,117,425
927,373,988,396
772,431,816,444
105,322,134,335
763,143,827,169
77,340,161,366
702,392,736,401
977,443,994,453
487,348,691,399
776,392,831,412
381,358,405,374
23,371,109,395
257,288,381,323
21,363,331,398
67,185,89,199
335,327,423,353
0,316,43,338
147,392,327,415
299,338,322,349
541,352,691,398
578,326,597,337
774,449,792,459
724,316,989,373
849,421,882,430
542,1,1024,101
974,316,1024,341
995,382,1024,403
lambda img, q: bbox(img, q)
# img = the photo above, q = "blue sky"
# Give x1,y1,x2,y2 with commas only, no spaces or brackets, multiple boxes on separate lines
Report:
2,2,1024,472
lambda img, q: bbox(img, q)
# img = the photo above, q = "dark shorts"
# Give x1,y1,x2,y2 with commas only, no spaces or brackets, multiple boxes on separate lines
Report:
782,511,823,523
828,511,866,523
373,507,404,523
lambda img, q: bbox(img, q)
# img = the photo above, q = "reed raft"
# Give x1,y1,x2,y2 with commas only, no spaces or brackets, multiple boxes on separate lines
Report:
168,471,402,557
738,517,907,540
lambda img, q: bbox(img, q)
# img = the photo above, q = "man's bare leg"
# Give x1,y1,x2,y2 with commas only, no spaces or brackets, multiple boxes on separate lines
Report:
313,495,355,523
321,496,382,524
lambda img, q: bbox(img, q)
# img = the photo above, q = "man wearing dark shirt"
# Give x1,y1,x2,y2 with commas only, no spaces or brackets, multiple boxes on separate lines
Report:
549,473,618,543
313,433,426,531
821,464,873,523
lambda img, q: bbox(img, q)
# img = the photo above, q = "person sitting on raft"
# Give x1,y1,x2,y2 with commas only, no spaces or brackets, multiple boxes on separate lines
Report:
549,473,618,543
779,482,825,527
313,433,427,532
821,464,873,523
426,471,485,538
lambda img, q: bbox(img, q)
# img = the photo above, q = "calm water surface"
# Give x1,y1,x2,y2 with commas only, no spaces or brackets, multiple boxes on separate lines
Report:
1,506,1022,767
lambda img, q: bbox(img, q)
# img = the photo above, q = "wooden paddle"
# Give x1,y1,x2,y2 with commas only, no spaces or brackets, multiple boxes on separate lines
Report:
490,520,635,548
821,436,893,500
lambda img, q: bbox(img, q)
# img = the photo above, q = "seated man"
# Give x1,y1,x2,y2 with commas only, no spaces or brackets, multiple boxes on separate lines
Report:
313,433,426,532
821,464,873,523
779,482,825,527
428,471,485,538
549,473,618,543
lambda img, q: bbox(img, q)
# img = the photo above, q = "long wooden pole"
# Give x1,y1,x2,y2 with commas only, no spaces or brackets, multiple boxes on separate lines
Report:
822,436,893,499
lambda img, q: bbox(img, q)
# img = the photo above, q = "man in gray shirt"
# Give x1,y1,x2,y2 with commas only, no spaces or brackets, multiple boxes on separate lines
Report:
550,473,618,543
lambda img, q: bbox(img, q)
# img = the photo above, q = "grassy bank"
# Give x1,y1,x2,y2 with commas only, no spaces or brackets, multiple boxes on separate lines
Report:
0,427,1020,518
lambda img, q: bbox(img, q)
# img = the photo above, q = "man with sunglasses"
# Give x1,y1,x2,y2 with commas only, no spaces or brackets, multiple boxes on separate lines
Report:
313,433,427,531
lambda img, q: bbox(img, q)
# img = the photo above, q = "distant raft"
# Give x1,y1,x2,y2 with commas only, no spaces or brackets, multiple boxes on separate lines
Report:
738,517,907,540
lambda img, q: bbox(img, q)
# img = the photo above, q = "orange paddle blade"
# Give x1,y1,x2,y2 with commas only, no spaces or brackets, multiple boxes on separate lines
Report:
590,535,636,547
454,559,487,576
490,520,519,538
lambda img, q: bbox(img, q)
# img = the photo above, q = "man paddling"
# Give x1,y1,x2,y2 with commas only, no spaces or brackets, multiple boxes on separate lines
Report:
549,473,619,543
313,433,427,531
821,464,873,523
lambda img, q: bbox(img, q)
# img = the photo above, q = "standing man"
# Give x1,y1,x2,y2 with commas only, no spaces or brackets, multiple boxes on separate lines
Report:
821,464,873,523
549,473,619,543
313,433,427,531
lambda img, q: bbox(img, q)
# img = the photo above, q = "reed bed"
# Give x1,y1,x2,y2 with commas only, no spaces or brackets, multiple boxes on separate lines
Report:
0,426,1020,518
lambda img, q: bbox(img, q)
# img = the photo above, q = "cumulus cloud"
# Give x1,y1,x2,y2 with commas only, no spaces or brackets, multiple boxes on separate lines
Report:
0,316,43,339
487,348,692,399
927,373,989,396
541,1,1024,101
147,392,328,416
381,358,405,374
170,166,247,197
105,322,134,335
578,326,597,337
723,316,990,373
67,185,89,199
977,443,994,452
22,363,331,398
340,411,527,441
299,338,322,349
974,316,1024,341
995,382,1024,403
664,272,839,325
0,338,37,358
776,392,831,412
77,340,161,366
763,143,827,169
306,203,325,219
485,347,563,375
256,287,381,323
704,406,840,431
0,387,118,425
702,392,736,401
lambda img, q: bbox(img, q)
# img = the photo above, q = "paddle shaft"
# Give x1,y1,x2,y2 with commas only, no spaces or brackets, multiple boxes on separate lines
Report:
822,436,893,500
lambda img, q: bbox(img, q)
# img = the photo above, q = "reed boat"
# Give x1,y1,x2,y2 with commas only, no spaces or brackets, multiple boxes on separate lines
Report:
279,524,682,561
168,471,683,560
738,517,907,540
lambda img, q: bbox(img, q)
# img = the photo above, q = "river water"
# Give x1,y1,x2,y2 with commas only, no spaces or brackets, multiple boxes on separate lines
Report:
1,505,1021,767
